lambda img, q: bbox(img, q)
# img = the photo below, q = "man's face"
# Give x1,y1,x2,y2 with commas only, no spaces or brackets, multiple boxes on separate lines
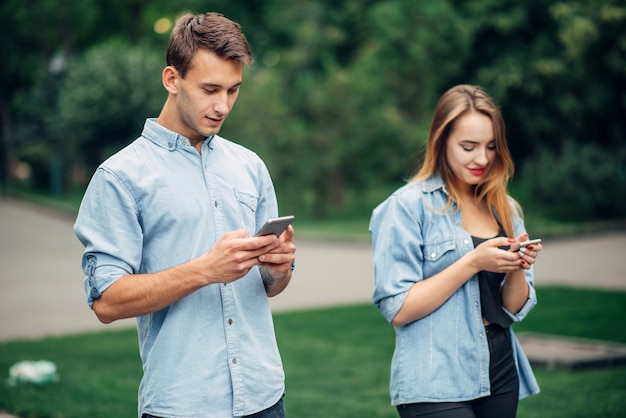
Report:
173,49,243,142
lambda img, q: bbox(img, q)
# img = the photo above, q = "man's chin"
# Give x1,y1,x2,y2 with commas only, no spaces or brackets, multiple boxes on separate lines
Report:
201,123,224,137
199,127,221,138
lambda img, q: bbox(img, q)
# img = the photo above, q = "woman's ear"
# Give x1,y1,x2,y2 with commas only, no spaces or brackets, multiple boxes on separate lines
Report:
162,66,178,94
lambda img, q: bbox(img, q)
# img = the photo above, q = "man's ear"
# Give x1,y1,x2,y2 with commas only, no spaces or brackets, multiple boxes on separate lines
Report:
162,66,178,94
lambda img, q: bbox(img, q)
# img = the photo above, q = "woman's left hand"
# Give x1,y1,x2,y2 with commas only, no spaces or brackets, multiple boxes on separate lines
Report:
513,234,542,269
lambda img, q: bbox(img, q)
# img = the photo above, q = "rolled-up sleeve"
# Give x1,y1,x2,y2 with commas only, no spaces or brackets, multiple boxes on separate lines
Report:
503,282,537,322
369,195,423,323
74,168,142,308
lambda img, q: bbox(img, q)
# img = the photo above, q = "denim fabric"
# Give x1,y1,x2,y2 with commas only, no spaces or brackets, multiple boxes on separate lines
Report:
396,325,519,418
244,396,285,418
141,395,285,418
75,119,285,417
369,176,539,406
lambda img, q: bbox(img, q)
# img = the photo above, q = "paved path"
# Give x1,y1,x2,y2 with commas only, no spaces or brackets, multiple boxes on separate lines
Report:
1,197,625,342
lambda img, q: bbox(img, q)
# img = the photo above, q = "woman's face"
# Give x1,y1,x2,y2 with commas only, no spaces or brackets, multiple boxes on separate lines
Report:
445,111,496,190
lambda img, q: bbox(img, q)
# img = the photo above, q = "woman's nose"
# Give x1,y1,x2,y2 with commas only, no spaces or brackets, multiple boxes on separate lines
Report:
475,149,489,165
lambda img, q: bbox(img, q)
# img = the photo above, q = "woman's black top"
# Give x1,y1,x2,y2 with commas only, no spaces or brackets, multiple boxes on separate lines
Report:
471,235,513,328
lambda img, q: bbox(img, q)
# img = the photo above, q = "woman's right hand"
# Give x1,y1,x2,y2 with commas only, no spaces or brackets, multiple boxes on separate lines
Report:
470,237,526,273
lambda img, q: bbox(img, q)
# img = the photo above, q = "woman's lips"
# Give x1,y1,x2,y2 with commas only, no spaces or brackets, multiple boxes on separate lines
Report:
469,168,485,176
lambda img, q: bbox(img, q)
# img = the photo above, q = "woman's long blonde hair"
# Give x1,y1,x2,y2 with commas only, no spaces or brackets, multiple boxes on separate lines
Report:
412,84,520,237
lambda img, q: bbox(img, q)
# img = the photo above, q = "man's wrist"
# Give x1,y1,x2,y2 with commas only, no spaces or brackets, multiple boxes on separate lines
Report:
260,267,275,292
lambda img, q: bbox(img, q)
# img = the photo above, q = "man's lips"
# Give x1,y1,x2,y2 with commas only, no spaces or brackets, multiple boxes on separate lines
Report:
206,116,224,126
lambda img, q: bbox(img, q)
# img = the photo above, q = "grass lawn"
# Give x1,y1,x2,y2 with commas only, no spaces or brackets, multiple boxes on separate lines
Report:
1,286,625,417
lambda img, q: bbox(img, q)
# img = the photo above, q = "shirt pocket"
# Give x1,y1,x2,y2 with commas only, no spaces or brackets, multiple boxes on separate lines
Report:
422,238,457,277
234,189,259,235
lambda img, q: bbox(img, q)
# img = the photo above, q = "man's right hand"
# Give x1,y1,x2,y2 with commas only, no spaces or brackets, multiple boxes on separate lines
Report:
200,229,282,285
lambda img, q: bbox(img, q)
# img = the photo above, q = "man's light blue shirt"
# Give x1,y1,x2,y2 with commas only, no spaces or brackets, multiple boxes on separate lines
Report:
369,175,540,406
74,119,285,417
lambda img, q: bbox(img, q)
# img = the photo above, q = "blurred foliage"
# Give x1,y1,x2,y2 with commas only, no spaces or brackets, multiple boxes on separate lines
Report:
521,142,626,220
1,0,625,221
58,39,165,169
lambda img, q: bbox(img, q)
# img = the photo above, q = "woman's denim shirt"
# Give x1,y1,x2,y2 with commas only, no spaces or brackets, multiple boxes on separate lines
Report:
369,176,539,405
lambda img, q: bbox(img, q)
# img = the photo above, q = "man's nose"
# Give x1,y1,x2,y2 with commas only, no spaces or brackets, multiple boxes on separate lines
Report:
213,94,229,115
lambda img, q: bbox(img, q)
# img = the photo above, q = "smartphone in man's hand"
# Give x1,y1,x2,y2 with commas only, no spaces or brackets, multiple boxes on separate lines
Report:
255,216,295,237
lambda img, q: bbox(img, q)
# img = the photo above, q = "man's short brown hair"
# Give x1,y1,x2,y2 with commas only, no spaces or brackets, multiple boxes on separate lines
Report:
166,12,253,78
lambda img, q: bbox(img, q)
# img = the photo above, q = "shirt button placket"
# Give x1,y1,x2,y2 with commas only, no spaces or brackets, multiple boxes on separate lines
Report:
221,284,243,405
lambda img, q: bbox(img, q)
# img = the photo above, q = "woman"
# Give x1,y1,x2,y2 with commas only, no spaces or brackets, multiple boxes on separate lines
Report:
370,85,541,418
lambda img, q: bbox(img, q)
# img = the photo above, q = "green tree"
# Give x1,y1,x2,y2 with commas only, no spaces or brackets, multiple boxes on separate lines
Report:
522,141,626,219
227,0,472,217
57,40,164,172
226,0,389,217
5,0,626,221
450,0,626,166
0,0,99,187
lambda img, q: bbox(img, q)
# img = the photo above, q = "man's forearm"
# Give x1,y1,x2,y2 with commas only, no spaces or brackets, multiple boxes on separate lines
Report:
260,267,292,297
92,257,212,324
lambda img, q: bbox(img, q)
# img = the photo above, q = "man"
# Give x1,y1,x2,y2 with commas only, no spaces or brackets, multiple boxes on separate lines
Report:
74,12,296,418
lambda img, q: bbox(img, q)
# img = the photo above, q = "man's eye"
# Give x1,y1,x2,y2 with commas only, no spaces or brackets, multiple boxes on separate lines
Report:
228,87,239,94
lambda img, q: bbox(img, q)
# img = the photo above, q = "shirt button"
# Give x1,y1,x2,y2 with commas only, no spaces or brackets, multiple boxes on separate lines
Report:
228,319,233,325
232,358,238,364
431,252,436,259
214,201,219,207
464,239,469,245
479,332,485,339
